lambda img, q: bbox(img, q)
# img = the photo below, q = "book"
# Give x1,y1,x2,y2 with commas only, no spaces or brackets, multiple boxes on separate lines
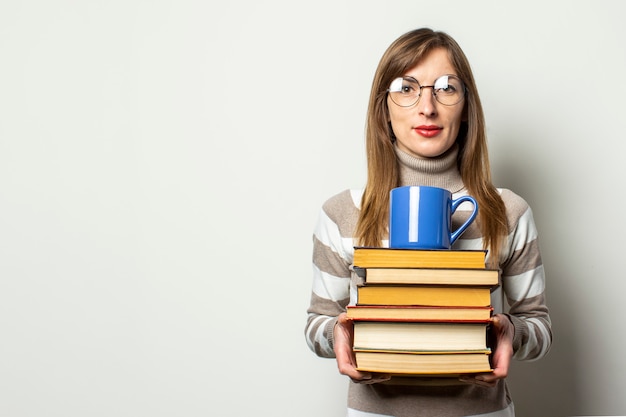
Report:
355,267,499,286
350,247,495,377
353,321,489,351
353,247,487,269
354,349,492,375
347,305,493,322
356,285,492,307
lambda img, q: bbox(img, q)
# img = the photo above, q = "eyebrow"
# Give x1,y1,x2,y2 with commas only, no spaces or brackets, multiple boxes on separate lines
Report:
402,74,458,83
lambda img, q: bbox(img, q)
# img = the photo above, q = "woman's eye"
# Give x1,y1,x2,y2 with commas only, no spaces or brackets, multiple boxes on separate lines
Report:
401,81,419,94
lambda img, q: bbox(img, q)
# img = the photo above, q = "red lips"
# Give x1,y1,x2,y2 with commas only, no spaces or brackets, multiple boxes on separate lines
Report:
414,125,442,138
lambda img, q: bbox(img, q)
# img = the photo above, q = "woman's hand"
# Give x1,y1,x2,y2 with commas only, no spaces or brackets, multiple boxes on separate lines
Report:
333,312,391,384
461,313,514,387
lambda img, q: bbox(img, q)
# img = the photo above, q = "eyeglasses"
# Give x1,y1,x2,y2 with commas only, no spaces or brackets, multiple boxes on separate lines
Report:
387,74,466,107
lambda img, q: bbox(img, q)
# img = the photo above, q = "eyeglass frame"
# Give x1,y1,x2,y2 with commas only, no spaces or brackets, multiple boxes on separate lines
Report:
386,74,467,107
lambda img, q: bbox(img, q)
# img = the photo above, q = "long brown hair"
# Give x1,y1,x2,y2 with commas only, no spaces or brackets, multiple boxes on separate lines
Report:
355,28,507,267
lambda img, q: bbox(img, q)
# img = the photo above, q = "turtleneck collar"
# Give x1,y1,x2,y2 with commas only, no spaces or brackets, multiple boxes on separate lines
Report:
395,143,465,193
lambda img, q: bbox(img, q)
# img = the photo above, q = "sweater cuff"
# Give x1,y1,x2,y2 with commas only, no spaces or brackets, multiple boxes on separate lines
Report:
505,313,528,354
325,316,339,357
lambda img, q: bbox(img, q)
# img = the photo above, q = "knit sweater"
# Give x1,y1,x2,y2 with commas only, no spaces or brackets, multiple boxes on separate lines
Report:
304,145,552,417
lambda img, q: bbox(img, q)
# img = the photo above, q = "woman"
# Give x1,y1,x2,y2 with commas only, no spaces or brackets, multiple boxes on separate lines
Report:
305,28,552,417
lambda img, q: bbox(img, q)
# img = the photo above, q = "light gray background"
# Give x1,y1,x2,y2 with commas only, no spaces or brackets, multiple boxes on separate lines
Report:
1,1,624,416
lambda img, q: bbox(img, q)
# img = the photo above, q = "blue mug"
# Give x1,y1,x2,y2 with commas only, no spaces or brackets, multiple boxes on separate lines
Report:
389,185,478,249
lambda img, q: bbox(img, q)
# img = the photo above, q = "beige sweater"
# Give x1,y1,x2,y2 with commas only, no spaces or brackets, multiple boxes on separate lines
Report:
304,146,552,417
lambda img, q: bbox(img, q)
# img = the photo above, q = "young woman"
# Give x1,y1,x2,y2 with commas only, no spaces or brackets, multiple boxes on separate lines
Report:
304,28,552,417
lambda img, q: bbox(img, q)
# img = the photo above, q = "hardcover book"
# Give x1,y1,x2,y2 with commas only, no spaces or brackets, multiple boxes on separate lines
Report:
353,247,487,269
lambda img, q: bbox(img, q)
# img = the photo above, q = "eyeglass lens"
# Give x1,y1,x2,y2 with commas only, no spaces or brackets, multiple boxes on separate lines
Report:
388,75,465,107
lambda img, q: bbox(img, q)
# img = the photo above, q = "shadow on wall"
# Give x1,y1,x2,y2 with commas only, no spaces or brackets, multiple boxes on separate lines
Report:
492,138,580,417
506,285,580,417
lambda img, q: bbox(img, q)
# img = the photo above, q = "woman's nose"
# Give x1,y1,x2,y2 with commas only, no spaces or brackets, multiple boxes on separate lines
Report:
417,87,437,116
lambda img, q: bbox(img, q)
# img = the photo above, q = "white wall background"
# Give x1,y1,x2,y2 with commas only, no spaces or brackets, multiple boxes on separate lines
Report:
1,1,624,416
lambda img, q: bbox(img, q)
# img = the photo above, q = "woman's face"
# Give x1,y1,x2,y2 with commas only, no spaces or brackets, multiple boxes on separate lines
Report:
387,47,465,159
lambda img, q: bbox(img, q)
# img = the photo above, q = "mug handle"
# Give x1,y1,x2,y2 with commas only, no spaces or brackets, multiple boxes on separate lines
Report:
450,196,478,245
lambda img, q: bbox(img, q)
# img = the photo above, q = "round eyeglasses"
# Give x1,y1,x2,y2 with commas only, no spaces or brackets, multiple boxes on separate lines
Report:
387,74,466,107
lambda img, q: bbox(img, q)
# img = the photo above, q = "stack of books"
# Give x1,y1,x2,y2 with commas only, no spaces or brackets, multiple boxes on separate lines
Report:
348,247,499,376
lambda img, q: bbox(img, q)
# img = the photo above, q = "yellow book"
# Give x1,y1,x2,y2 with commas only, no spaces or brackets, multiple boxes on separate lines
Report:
355,267,498,286
356,285,492,307
353,247,487,269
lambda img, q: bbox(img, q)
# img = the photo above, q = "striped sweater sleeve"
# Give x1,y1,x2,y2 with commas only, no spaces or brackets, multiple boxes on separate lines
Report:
499,189,552,361
304,190,358,358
